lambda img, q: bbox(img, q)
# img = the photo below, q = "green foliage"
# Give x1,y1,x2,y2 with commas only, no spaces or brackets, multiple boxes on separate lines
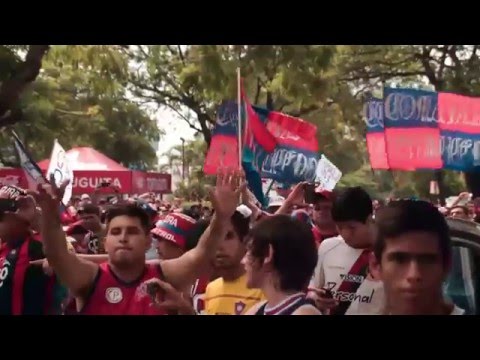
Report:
0,45,161,169
161,135,214,200
4,44,480,198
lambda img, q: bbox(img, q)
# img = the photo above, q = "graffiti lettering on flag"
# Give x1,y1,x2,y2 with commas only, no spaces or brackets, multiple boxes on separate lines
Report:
438,92,480,171
383,88,438,127
214,101,239,136
440,131,480,171
438,92,480,133
249,108,319,184
364,98,389,170
255,144,318,184
383,88,442,170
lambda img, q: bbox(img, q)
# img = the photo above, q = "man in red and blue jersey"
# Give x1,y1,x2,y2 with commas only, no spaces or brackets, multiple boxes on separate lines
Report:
0,185,67,315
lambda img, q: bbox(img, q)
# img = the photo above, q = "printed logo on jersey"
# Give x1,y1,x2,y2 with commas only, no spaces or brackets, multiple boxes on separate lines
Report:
340,273,364,284
134,282,149,301
0,259,11,288
87,235,99,254
105,287,123,304
234,301,246,315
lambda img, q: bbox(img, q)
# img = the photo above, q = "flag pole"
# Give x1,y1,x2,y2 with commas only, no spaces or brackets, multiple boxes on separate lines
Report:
237,67,242,168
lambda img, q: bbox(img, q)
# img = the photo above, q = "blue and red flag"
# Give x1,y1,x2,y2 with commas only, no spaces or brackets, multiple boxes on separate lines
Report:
438,92,480,171
364,98,389,169
203,101,240,175
241,81,277,153
382,87,442,170
249,106,320,184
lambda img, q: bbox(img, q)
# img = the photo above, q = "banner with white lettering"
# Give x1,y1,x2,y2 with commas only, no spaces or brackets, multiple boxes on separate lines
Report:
12,131,46,189
315,155,342,191
47,140,73,205
383,87,442,170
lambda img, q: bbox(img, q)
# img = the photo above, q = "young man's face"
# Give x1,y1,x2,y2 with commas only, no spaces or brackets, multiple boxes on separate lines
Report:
104,215,151,267
336,219,372,248
214,221,245,271
156,238,184,260
312,199,333,227
450,206,469,220
370,231,448,314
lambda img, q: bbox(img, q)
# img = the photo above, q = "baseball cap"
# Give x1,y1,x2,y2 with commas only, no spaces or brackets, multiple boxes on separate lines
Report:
81,194,90,201
314,187,335,201
150,213,196,250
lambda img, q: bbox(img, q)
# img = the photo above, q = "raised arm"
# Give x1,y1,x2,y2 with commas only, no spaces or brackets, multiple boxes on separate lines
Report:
34,177,98,298
275,182,307,215
161,169,244,290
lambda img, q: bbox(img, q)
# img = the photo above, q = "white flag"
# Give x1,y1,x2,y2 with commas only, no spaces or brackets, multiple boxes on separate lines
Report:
46,140,74,205
315,155,342,191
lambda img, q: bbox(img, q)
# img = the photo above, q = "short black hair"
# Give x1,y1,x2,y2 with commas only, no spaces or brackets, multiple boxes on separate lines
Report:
78,203,101,217
374,200,451,265
185,219,210,251
332,186,372,223
106,204,151,234
231,210,250,242
248,215,317,292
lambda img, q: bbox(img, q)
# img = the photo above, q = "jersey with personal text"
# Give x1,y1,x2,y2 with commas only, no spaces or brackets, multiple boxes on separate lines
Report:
309,236,384,315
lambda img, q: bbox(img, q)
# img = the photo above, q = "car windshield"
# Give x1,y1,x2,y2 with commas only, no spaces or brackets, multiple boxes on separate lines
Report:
443,243,478,315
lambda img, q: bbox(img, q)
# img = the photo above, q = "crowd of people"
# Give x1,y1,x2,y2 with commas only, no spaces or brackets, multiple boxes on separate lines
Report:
0,169,472,315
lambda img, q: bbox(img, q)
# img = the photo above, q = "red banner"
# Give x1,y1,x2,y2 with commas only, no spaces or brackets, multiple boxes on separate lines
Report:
366,133,389,170
70,171,132,194
204,135,239,175
131,171,172,194
0,168,29,188
438,92,480,134
384,128,442,170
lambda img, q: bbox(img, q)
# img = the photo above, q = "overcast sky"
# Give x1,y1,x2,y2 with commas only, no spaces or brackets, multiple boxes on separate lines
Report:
155,108,196,165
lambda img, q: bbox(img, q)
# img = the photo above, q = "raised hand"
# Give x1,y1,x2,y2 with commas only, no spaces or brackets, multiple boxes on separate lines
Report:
32,174,69,212
210,168,246,219
285,182,308,208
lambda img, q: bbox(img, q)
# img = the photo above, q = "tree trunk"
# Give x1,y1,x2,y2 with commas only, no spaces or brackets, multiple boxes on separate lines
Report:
0,45,50,127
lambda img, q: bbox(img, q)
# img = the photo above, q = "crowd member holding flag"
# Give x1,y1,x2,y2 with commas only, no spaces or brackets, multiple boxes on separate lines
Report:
0,185,67,315
308,187,384,315
33,169,245,315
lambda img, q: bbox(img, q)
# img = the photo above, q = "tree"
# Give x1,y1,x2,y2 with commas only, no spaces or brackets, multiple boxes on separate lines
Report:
125,45,336,144
0,45,49,127
0,45,161,169
161,134,214,200
338,45,480,199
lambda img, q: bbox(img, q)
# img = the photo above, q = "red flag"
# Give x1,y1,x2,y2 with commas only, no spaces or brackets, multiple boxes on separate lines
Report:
241,81,277,152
